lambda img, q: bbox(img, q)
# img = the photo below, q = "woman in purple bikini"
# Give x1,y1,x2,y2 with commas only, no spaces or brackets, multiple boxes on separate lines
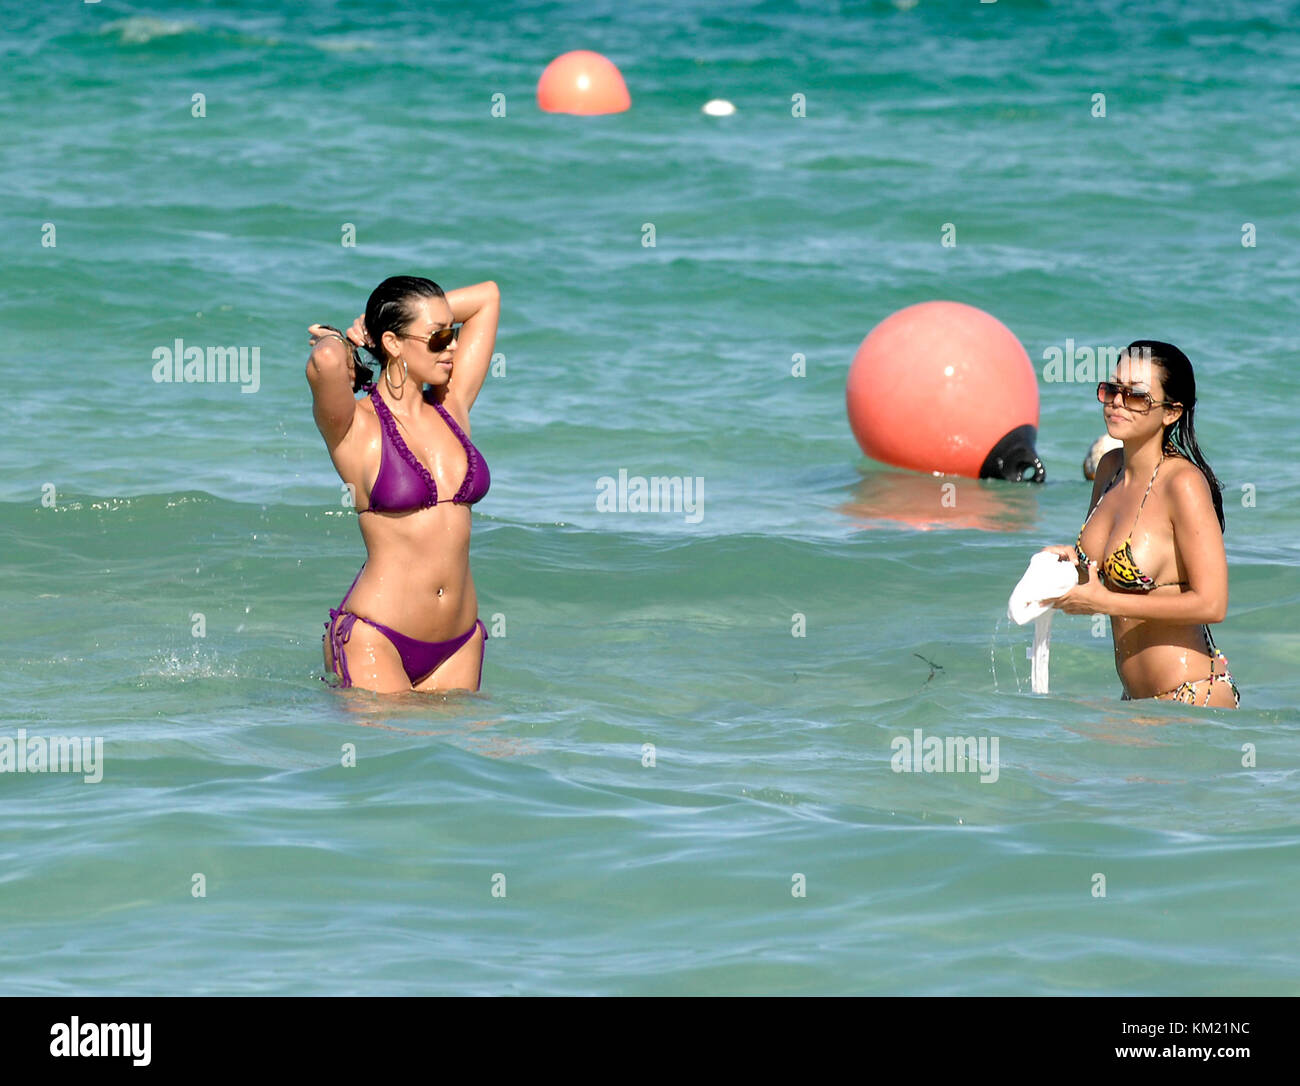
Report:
306,275,497,693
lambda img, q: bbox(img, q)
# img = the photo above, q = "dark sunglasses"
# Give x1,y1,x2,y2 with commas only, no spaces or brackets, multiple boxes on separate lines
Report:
1096,381,1180,414
397,324,461,353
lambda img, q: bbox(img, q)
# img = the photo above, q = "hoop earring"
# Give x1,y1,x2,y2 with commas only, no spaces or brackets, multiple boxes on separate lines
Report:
385,356,408,395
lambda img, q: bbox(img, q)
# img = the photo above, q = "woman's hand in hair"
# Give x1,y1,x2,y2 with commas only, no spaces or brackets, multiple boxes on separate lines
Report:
346,314,372,350
307,324,355,389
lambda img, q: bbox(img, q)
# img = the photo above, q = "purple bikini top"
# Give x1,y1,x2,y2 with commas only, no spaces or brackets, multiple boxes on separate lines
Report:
360,384,490,514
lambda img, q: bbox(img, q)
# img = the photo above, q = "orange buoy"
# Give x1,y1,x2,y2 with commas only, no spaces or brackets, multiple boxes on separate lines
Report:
537,51,631,115
846,301,1044,482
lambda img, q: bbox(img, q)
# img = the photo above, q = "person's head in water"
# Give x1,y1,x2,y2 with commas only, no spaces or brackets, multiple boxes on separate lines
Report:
353,276,457,394
1100,340,1224,532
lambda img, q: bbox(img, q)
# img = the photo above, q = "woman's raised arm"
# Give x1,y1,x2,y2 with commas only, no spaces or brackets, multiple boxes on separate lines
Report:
442,281,500,414
305,324,360,451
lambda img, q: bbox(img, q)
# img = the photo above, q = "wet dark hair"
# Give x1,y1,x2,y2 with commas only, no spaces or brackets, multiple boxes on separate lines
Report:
1125,340,1225,533
351,275,446,392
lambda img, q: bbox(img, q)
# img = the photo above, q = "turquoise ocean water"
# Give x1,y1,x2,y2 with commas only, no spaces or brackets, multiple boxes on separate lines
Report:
2,0,1298,995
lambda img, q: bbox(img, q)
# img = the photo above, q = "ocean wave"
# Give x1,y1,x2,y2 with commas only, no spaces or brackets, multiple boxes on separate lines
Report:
309,37,377,53
99,16,197,45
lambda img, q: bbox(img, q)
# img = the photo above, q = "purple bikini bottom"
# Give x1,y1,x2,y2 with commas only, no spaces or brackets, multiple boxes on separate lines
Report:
323,565,487,690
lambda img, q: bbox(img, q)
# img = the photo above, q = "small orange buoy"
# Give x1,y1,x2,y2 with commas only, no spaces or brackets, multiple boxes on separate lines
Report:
846,301,1044,482
537,51,631,115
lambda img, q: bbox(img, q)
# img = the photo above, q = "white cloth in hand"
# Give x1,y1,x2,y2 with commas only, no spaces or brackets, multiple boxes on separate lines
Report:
1007,552,1081,693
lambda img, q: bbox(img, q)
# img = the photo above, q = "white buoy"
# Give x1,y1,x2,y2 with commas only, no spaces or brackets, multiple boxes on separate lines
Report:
702,99,735,116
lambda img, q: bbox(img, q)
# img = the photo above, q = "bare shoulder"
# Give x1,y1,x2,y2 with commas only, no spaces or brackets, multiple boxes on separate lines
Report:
1088,446,1124,508
1096,446,1124,478
354,391,378,421
1163,456,1211,504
